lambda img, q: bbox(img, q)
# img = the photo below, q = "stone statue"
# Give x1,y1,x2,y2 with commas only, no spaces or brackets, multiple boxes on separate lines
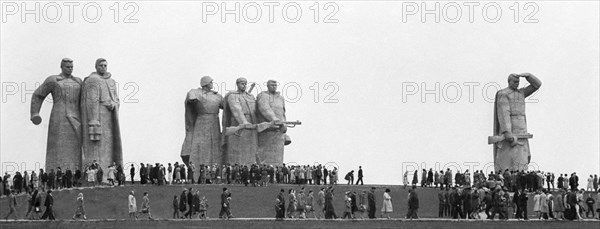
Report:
181,76,223,174
256,80,289,165
221,77,258,165
30,58,83,171
491,73,541,172
80,58,123,179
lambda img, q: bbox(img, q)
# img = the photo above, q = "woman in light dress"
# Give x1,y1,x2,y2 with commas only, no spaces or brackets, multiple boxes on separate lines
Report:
533,191,541,218
381,188,393,219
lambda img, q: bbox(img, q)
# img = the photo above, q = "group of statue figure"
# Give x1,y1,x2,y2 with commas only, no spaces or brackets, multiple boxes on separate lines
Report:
30,58,122,177
30,58,542,180
30,58,301,180
180,76,301,172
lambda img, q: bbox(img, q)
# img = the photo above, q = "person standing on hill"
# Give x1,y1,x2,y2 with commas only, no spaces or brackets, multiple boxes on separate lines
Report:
412,170,418,186
356,166,364,185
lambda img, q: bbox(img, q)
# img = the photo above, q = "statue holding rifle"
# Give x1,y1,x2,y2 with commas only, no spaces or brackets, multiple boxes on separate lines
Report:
256,80,301,165
490,73,541,172
221,77,259,165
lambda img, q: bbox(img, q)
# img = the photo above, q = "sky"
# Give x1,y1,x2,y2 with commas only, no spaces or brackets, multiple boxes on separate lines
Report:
1,1,599,185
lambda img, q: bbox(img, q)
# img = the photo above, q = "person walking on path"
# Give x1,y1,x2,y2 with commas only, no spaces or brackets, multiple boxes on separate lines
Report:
356,166,364,185
381,188,393,219
4,190,18,220
41,190,55,220
407,187,419,219
128,190,137,220
72,193,87,220
138,192,154,220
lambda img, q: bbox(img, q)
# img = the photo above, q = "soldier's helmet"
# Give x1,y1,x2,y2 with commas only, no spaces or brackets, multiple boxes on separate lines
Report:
200,76,214,87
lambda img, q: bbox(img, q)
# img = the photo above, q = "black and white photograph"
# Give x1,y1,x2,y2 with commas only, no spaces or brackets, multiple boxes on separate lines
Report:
0,0,598,228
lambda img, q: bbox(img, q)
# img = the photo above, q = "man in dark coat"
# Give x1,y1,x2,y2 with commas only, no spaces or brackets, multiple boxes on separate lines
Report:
367,187,376,219
47,169,55,190
277,189,286,219
513,189,528,220
219,188,232,219
452,188,464,219
41,190,55,220
186,188,194,218
324,187,336,219
407,187,419,219
356,166,364,185
179,189,188,218
564,189,578,220
438,189,446,217
65,168,73,188
129,165,135,185
462,187,472,218
323,168,328,185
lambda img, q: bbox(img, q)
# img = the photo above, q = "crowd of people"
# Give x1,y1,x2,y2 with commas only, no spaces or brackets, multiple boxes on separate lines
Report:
274,185,417,220
130,162,360,187
2,162,599,221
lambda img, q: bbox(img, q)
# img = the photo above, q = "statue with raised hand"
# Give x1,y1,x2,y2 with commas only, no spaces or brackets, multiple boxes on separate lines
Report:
492,73,541,172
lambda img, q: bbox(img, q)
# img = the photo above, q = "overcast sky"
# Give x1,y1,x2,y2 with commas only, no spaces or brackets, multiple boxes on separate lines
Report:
1,1,598,184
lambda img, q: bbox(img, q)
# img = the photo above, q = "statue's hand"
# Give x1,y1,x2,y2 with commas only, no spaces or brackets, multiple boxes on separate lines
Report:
241,122,252,129
31,114,42,125
503,132,514,142
519,73,532,78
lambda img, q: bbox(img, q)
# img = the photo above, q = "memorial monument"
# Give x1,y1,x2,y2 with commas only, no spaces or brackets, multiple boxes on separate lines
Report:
221,77,259,165
490,73,541,172
256,80,290,165
181,76,223,174
81,58,123,176
30,58,83,171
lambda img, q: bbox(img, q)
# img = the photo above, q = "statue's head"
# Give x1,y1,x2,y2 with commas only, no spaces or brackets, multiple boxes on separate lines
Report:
200,76,214,89
267,80,278,93
236,77,247,92
508,74,520,90
60,58,73,76
95,58,108,75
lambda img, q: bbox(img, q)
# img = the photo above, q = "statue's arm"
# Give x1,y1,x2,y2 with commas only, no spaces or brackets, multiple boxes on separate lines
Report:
521,73,541,98
495,91,512,135
227,94,249,125
30,77,55,124
184,91,197,132
257,93,278,121
112,79,120,108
